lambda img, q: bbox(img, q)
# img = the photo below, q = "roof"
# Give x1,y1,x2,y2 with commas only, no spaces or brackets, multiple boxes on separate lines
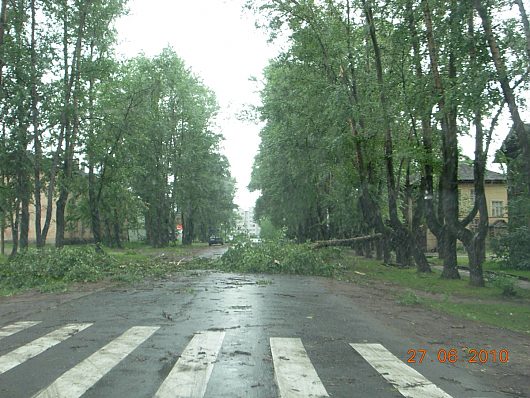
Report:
458,163,506,183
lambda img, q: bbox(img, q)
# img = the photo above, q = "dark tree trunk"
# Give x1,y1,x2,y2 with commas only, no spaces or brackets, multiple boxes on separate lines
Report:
411,181,431,273
422,0,459,278
56,0,90,247
86,41,102,248
9,201,20,257
452,13,488,287
364,240,373,258
88,165,102,245
467,243,485,286
182,211,193,245
55,195,67,247
0,0,8,87
375,238,383,260
113,209,122,249
363,0,423,267
105,218,112,247
440,226,459,278
19,188,29,249
474,0,530,196
406,0,440,270
30,0,43,247
343,1,390,263
515,0,530,64
41,129,63,245
1,220,4,255
12,0,30,250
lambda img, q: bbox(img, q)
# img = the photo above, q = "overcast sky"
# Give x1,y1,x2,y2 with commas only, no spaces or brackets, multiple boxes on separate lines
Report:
115,0,279,210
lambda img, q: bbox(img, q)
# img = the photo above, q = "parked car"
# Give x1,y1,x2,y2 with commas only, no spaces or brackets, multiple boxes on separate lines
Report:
208,236,224,246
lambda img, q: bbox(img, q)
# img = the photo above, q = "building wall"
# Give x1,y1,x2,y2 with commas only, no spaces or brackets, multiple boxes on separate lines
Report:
2,193,92,244
426,181,508,251
235,207,261,237
458,182,508,222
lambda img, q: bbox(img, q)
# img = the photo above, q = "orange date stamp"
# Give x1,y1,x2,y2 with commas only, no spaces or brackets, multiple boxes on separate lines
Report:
407,348,509,364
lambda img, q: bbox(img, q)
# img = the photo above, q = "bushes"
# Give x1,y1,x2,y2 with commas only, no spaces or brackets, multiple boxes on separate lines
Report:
216,239,343,276
490,273,518,297
0,246,115,289
492,226,530,270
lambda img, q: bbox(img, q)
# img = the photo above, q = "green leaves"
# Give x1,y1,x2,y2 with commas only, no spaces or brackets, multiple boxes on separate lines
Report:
0,246,115,288
216,238,344,277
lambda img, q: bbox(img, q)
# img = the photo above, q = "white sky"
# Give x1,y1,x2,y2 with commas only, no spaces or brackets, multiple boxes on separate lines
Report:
114,0,279,210
115,1,526,209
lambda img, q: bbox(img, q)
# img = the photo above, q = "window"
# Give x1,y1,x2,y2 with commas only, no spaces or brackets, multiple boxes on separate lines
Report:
470,189,475,203
491,201,504,217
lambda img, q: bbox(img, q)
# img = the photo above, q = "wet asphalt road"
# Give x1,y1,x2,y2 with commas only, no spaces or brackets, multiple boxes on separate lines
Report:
0,247,516,397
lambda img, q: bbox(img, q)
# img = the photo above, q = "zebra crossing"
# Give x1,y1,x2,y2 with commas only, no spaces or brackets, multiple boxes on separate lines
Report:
0,321,454,398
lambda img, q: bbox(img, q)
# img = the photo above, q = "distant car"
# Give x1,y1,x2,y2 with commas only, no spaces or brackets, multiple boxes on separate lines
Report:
208,236,224,246
250,237,262,244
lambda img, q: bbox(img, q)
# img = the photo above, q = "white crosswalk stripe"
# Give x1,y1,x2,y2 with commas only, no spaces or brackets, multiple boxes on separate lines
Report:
0,321,459,397
0,323,92,375
155,330,225,398
270,337,329,398
350,343,453,398
33,326,159,398
0,321,41,340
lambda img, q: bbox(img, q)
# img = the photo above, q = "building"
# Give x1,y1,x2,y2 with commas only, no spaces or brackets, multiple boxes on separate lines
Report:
2,193,92,245
235,207,260,237
499,123,530,229
426,163,508,251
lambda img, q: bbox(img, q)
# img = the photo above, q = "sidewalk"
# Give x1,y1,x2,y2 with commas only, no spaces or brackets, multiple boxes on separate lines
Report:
431,265,530,290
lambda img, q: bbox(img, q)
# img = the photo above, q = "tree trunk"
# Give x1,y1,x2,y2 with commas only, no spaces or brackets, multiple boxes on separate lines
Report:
182,211,193,245
9,201,20,257
87,42,102,248
13,1,30,250
460,11,488,287
467,242,485,286
422,0,459,278
411,181,432,273
364,0,422,267
344,1,390,264
406,0,441,269
474,0,530,195
105,218,112,247
515,0,530,64
41,129,64,245
0,0,8,87
56,0,90,247
88,165,102,245
30,0,43,248
113,209,122,248
1,219,4,255
362,0,398,226
19,186,29,249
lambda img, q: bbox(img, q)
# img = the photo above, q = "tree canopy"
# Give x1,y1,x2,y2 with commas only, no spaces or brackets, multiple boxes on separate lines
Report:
0,0,235,252
248,0,530,284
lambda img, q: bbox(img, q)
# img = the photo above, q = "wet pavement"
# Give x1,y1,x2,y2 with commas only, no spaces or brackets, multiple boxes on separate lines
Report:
0,269,519,398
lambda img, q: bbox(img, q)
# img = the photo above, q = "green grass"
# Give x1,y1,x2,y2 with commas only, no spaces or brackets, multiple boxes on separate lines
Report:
426,299,530,334
344,253,530,334
0,242,207,296
482,261,530,279
429,256,530,279
2,241,528,334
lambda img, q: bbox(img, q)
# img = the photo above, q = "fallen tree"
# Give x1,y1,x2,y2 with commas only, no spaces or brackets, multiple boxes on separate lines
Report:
312,234,383,249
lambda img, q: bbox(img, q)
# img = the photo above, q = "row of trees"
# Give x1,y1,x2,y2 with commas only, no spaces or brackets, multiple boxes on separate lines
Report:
248,0,530,285
0,0,235,253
